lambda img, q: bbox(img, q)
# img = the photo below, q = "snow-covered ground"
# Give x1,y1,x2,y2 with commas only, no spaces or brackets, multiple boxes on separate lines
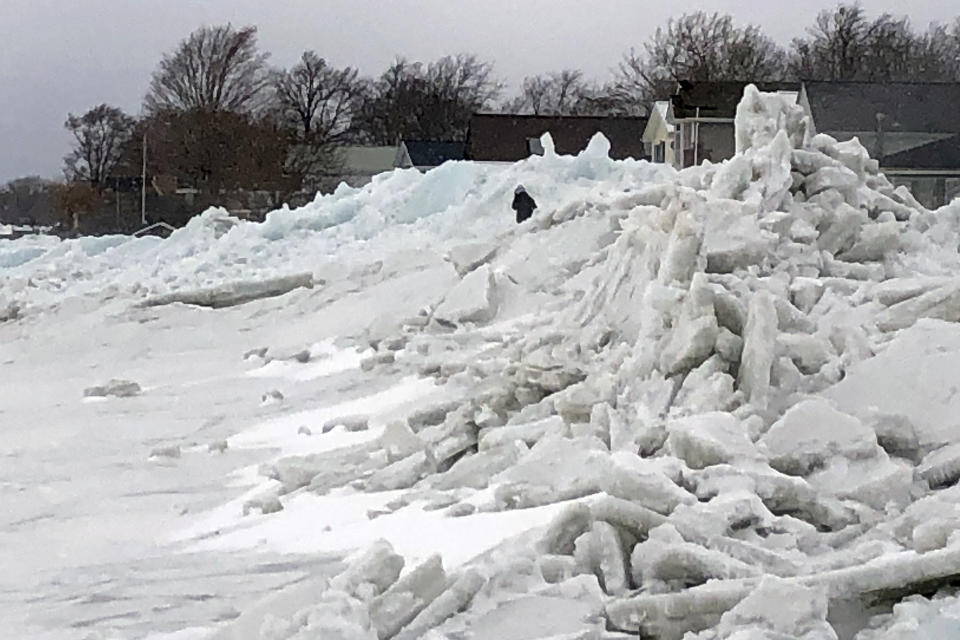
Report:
5,87,960,639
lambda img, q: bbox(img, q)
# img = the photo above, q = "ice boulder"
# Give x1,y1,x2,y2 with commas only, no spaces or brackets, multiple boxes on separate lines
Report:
83,378,142,398
445,242,498,277
687,576,836,640
759,399,878,476
737,291,778,405
433,264,498,324
664,412,758,469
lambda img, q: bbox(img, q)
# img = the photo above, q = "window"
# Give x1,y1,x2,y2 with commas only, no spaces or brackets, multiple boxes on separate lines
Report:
654,141,665,163
527,137,544,156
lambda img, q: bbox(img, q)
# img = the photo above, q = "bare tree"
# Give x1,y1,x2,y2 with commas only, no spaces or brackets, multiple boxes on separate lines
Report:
789,5,958,81
271,51,361,144
145,24,270,114
63,104,136,189
141,109,293,201
505,70,598,115
612,12,787,112
269,51,363,188
355,54,502,144
0,177,53,225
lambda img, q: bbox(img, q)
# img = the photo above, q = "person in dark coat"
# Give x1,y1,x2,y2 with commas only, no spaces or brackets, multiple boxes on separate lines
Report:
512,185,537,223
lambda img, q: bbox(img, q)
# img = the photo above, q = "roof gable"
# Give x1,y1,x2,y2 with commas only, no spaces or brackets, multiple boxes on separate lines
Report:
466,114,649,162
338,146,398,173
804,81,960,134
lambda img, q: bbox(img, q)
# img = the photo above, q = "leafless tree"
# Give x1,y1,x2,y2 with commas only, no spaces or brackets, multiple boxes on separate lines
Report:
611,12,787,112
63,104,136,189
0,176,53,225
355,54,502,144
505,70,599,115
789,5,959,81
270,51,364,188
271,51,361,144
145,24,270,114
141,109,293,201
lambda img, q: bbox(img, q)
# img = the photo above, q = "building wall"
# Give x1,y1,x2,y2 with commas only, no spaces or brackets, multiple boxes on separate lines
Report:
698,122,735,164
643,116,675,167
888,174,960,209
678,121,735,167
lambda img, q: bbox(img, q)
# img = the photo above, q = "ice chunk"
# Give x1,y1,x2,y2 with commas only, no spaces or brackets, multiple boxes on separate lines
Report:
573,520,629,595
368,554,447,639
83,378,142,398
737,291,778,405
816,202,866,255
140,272,314,309
822,320,960,447
876,280,960,331
687,576,836,640
805,165,860,197
445,242,498,277
859,411,920,461
330,540,405,599
427,440,527,490
839,221,900,263
588,494,667,539
478,415,566,451
659,275,720,376
392,569,485,640
379,421,424,462
759,399,878,476
433,264,497,324
777,333,834,375
917,443,960,489
735,84,808,153
364,450,436,492
664,412,758,469
538,502,592,555
632,525,761,591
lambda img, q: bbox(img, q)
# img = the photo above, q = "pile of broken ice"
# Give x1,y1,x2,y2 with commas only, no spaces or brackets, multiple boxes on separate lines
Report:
212,85,960,639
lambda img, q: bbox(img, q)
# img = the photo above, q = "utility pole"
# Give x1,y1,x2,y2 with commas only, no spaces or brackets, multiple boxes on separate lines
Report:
115,178,120,231
140,132,147,226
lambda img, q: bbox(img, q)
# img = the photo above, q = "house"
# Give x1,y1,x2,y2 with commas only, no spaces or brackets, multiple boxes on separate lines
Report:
329,145,399,189
799,81,960,208
649,80,799,169
395,140,466,171
642,101,676,166
466,114,649,162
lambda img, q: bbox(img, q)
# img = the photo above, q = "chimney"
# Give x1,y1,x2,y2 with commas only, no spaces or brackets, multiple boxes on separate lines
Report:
875,112,887,161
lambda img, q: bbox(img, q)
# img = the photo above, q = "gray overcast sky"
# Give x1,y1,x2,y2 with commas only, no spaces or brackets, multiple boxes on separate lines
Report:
0,0,956,183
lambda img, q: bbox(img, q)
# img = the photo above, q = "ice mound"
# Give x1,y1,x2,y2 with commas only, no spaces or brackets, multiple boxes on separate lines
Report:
28,83,960,638
0,135,673,313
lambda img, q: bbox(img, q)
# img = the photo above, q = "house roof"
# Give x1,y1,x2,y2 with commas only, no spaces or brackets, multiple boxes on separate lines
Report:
338,146,398,174
672,81,800,119
804,81,960,133
882,134,960,171
466,114,649,162
402,140,465,167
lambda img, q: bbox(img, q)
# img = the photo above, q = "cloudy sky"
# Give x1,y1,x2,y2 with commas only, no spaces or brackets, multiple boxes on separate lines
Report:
0,0,955,183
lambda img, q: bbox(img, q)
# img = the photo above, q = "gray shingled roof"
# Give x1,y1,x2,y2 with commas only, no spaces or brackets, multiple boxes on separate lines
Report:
882,134,960,170
805,81,960,133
